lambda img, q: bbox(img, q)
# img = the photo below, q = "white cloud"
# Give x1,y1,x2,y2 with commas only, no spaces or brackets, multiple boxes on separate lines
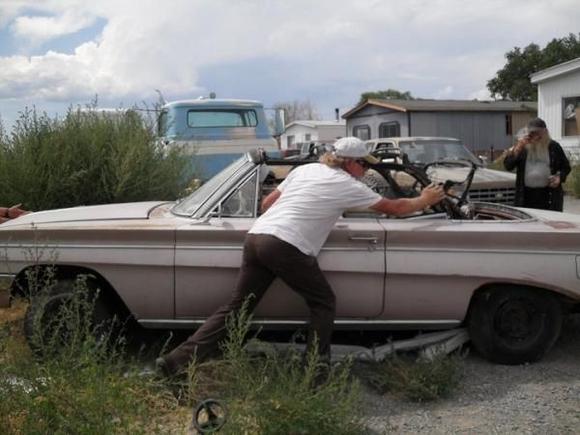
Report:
0,0,579,112
469,88,493,101
10,11,97,44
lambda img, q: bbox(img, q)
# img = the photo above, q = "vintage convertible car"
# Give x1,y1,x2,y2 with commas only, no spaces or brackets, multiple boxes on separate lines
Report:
0,150,579,364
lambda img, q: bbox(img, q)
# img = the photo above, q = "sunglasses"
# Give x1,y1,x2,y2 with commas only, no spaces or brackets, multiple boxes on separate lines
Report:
355,159,371,168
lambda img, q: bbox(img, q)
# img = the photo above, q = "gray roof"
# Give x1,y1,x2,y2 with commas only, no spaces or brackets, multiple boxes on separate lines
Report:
286,120,346,129
343,99,537,118
530,57,580,83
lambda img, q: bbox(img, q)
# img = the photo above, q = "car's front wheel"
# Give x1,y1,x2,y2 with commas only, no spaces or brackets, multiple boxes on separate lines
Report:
24,277,116,357
468,286,563,365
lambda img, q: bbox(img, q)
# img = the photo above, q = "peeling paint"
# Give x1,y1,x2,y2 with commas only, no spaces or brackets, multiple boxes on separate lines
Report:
545,221,577,229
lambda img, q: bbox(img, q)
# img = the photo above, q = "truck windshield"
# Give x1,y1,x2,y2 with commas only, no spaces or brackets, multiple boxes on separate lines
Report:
187,109,258,128
399,140,480,165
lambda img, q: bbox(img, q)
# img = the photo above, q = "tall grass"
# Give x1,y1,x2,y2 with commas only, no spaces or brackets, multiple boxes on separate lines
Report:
0,276,178,434
187,303,365,435
0,105,188,211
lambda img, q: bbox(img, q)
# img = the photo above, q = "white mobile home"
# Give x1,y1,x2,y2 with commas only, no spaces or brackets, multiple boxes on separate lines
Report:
281,120,346,150
531,57,580,155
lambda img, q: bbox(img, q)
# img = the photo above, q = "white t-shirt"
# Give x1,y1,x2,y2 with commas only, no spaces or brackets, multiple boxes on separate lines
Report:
249,163,382,256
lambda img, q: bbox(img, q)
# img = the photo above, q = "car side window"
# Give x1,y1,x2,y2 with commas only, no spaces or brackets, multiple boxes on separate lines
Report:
220,172,258,217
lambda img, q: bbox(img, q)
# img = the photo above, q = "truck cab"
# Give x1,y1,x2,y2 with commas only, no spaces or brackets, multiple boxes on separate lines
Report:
158,98,282,178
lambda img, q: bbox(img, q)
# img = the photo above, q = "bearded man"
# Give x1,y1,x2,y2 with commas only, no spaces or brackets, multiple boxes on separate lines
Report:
504,117,571,211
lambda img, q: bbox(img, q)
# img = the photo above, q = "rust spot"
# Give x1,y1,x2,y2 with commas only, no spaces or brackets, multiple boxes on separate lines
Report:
545,220,577,229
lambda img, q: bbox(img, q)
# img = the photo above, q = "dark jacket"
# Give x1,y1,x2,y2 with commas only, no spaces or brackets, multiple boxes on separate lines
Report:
503,140,571,211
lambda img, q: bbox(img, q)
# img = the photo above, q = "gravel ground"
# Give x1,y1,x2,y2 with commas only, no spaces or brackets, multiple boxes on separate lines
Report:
362,315,580,434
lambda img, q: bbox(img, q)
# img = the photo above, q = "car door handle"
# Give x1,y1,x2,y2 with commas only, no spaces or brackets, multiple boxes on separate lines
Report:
348,235,378,243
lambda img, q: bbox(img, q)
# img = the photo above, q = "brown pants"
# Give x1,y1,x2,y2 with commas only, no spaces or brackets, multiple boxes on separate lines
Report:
164,233,336,372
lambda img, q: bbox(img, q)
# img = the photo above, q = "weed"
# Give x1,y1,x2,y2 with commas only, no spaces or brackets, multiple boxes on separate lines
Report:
364,352,463,402
187,302,365,435
0,278,177,434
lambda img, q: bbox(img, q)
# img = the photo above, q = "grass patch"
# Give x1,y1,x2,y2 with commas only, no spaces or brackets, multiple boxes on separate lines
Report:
363,353,463,402
1,286,366,434
0,279,180,434
186,303,365,434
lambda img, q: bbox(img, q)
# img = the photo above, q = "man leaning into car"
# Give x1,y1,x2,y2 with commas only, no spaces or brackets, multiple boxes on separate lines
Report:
157,137,445,376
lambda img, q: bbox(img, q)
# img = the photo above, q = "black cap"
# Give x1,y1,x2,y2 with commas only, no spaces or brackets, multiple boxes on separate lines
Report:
527,117,547,131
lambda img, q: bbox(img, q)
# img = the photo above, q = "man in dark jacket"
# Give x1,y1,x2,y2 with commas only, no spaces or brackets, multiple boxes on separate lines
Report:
504,118,571,211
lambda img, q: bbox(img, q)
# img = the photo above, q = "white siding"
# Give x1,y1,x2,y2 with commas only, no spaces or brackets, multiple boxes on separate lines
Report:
280,123,346,149
537,70,580,151
280,125,316,150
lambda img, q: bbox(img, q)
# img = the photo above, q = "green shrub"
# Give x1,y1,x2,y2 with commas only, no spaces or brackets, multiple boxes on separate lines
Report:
187,304,365,435
364,352,463,402
0,105,189,211
565,165,580,197
0,278,177,434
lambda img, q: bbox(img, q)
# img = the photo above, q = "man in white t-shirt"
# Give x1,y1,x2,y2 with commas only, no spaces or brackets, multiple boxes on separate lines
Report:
158,137,444,376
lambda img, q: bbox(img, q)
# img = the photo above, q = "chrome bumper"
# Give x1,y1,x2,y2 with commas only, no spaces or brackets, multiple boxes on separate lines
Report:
0,274,15,308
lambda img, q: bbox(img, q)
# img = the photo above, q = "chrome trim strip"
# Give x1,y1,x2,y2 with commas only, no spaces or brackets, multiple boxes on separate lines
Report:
138,319,461,329
386,247,579,255
176,245,383,252
1,244,174,250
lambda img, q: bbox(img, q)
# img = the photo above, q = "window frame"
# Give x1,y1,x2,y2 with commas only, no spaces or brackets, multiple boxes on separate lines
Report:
186,108,259,128
378,121,401,138
562,96,580,138
353,124,371,141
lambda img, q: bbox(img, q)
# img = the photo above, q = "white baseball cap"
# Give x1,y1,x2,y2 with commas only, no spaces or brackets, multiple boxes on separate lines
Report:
332,137,379,164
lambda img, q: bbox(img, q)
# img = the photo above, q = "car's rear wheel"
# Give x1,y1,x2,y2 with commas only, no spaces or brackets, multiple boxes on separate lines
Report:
468,286,562,365
24,278,115,357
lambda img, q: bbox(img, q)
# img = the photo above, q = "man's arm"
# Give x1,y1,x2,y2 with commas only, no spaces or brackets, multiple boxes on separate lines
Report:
370,184,445,216
260,189,281,213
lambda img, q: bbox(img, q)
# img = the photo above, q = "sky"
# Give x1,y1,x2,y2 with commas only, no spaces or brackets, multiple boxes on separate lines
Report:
0,0,579,130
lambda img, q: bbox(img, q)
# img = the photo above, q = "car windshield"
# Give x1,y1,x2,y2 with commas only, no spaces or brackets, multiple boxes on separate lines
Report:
399,140,480,165
172,157,250,217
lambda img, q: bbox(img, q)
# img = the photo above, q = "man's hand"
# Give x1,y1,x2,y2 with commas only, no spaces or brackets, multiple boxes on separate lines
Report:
511,137,529,155
420,183,445,207
0,204,30,223
548,174,561,188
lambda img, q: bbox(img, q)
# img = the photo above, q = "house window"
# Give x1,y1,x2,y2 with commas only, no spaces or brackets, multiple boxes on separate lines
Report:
353,125,371,141
505,114,512,136
287,135,295,148
304,133,311,141
563,96,580,137
378,121,401,138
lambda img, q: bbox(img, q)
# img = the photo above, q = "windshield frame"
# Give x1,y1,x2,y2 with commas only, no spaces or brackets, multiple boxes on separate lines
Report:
171,154,256,218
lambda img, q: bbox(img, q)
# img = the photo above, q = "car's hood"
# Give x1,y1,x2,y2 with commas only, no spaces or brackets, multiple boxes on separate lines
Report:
428,166,516,188
0,201,168,227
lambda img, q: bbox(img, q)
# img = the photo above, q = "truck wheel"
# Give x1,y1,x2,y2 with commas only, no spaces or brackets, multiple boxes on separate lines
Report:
468,286,562,365
23,278,114,357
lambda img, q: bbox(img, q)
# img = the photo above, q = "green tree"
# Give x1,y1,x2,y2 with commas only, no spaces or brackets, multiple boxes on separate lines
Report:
358,89,415,104
487,33,580,101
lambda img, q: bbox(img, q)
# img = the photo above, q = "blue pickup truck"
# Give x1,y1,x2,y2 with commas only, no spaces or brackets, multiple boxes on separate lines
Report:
158,98,283,179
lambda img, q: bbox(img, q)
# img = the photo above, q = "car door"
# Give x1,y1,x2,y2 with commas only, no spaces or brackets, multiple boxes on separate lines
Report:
378,216,471,325
175,167,386,320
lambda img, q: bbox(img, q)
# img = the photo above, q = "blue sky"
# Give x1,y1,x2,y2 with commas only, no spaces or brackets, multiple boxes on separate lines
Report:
1,0,579,131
